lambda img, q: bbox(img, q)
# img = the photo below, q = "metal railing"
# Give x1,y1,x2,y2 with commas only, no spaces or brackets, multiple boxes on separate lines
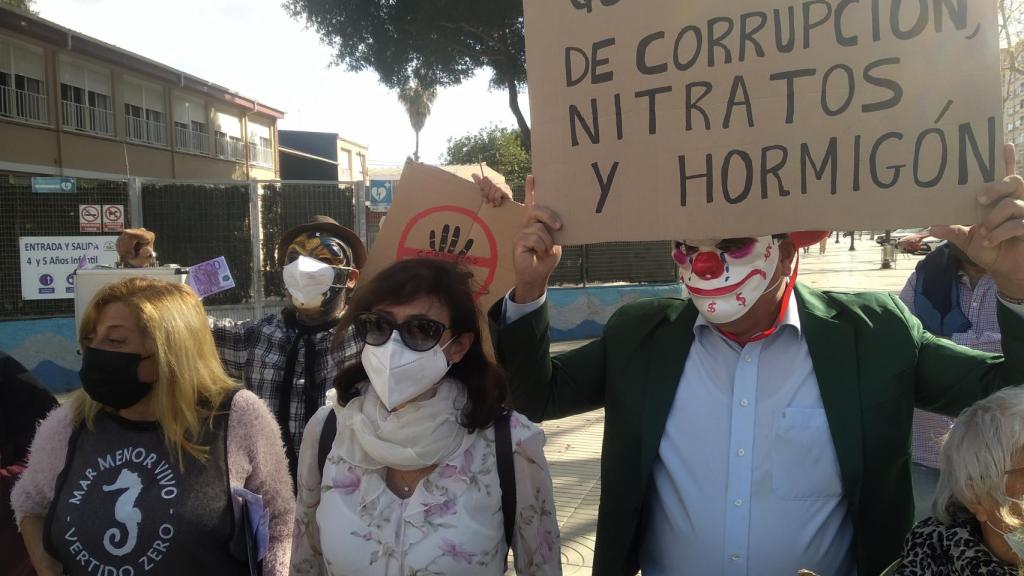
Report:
215,135,246,162
62,100,114,135
0,86,47,124
174,125,210,155
125,115,167,146
248,142,274,167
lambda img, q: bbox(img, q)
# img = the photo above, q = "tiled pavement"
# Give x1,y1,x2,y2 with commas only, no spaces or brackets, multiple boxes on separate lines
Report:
530,237,922,575
540,407,603,575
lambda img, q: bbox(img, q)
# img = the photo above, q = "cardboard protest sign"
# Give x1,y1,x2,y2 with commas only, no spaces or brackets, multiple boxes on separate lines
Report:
525,0,1003,243
362,161,526,353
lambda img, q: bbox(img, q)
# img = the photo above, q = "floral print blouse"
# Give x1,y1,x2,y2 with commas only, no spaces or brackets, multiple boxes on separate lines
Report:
291,405,562,575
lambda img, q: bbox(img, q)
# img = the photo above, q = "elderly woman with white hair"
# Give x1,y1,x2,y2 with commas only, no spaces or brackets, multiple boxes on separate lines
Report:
891,386,1024,575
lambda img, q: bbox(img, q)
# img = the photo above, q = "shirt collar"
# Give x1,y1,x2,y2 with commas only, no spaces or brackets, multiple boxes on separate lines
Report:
693,284,802,340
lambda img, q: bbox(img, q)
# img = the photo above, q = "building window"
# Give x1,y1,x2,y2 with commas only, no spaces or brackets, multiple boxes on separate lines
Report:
123,80,166,146
60,60,113,135
214,111,245,162
173,98,209,155
0,38,47,124
247,121,274,167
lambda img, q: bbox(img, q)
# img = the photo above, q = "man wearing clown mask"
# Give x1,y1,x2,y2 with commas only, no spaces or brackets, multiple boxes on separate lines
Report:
116,215,365,482
483,145,1024,576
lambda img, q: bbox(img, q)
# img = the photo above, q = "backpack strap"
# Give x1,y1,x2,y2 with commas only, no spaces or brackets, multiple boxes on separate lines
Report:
318,408,338,475
495,408,516,551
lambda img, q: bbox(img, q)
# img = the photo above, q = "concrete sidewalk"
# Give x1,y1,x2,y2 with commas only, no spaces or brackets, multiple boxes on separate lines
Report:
535,236,921,575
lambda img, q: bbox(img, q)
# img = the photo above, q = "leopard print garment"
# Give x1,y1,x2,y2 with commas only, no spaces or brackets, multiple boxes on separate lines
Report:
895,517,1019,576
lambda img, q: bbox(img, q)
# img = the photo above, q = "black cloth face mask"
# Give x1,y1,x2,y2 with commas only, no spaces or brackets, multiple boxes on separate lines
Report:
79,347,154,409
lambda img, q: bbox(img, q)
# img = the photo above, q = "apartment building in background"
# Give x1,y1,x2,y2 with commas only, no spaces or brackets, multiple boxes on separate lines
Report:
0,5,282,181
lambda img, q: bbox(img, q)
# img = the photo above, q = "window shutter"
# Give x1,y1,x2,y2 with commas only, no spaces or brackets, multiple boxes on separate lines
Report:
59,61,86,88
0,39,11,74
12,45,43,80
215,111,241,138
144,85,164,112
122,82,144,107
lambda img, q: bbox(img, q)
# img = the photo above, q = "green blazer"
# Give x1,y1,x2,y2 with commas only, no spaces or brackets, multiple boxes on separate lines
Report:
488,283,1024,576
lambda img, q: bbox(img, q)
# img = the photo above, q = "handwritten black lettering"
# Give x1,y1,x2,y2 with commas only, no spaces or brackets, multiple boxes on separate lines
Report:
593,161,621,213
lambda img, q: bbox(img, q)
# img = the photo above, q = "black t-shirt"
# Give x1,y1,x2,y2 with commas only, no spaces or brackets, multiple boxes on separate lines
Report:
45,398,246,575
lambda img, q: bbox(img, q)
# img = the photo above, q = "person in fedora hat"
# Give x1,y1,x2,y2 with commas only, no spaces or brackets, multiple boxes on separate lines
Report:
117,216,366,483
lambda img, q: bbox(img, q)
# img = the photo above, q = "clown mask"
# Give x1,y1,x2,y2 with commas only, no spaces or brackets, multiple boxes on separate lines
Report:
282,232,355,314
674,236,782,324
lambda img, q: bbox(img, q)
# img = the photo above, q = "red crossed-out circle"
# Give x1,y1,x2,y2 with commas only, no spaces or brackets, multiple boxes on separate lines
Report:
104,205,122,222
396,205,498,301
80,205,99,223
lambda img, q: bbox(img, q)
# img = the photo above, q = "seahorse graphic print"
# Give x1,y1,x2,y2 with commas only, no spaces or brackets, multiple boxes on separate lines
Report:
101,469,144,556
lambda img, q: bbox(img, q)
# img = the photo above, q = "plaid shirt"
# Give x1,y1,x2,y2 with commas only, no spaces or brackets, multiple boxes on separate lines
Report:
899,271,1001,468
210,312,360,466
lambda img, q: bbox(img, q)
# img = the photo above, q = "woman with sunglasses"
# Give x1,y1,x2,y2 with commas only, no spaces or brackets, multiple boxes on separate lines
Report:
290,258,561,575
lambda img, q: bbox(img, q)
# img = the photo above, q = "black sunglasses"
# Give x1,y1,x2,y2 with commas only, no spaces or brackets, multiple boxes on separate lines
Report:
354,312,448,352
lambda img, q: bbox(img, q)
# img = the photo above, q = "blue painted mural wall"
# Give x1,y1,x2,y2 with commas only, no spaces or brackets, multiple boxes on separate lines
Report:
0,317,80,393
0,283,685,393
547,283,684,341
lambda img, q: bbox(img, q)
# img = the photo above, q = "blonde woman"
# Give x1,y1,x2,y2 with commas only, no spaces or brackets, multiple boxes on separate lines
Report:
12,277,294,576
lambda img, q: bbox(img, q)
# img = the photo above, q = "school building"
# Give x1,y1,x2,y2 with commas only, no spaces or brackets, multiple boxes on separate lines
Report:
0,5,283,181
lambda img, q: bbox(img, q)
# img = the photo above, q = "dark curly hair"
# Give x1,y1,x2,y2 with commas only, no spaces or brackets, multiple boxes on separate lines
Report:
333,258,507,431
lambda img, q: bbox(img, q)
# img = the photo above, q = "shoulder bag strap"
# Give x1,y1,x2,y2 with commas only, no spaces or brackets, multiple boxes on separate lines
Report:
495,408,516,551
317,408,337,476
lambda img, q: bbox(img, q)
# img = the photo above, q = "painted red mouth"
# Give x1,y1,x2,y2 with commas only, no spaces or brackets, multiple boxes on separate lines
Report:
686,269,766,297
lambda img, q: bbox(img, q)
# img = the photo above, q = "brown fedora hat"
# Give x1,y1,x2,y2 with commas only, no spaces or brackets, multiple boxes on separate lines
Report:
277,215,367,269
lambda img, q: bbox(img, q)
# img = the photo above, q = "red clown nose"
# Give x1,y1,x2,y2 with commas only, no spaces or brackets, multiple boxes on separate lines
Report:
692,252,725,280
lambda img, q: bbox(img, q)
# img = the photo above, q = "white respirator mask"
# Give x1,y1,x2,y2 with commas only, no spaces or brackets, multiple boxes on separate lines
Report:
361,333,455,411
282,256,349,311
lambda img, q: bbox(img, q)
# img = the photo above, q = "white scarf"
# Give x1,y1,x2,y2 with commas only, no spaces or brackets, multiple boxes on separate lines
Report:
333,378,470,471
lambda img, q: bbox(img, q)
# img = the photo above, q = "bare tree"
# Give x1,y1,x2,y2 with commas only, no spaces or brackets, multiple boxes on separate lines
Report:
1001,0,1024,99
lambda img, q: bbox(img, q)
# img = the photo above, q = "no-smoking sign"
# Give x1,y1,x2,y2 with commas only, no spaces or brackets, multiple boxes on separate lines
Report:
79,205,101,233
102,204,124,232
396,205,498,301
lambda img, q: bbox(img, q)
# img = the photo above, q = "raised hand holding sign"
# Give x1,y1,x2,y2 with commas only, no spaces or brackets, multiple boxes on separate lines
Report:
511,176,563,304
361,161,525,306
932,144,1024,300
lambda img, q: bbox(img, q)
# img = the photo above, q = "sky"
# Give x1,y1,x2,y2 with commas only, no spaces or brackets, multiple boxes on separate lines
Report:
33,0,530,167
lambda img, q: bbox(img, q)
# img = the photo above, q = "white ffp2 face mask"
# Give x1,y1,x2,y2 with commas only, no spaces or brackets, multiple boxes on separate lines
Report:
988,500,1024,560
361,333,454,411
282,256,342,310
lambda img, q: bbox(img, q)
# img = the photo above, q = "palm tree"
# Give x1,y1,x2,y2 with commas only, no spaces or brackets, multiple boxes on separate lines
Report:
397,81,437,162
